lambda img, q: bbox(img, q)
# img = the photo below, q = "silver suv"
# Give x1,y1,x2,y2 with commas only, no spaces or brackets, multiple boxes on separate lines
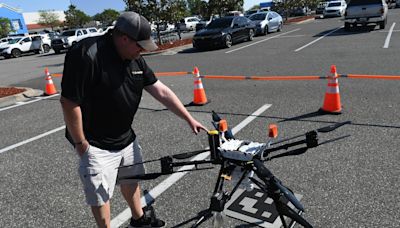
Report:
344,0,388,30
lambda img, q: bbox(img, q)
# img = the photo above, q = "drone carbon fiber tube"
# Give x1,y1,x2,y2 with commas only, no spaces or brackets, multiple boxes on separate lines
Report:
208,130,221,164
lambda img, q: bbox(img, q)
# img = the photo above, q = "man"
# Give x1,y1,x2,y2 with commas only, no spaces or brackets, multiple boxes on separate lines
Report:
60,12,207,228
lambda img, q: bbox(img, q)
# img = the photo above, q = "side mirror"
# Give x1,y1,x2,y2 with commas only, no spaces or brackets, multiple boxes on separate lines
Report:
268,17,273,21
20,41,24,45
233,23,239,28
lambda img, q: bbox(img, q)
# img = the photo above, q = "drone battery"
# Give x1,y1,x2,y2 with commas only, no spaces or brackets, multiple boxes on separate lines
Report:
208,130,221,163
219,139,266,161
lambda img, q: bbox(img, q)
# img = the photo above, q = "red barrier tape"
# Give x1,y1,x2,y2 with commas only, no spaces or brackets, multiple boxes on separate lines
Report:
48,72,400,80
341,74,400,80
199,75,326,80
155,72,191,76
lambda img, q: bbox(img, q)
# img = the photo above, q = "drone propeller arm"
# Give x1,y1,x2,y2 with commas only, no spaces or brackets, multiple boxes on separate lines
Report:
252,159,305,212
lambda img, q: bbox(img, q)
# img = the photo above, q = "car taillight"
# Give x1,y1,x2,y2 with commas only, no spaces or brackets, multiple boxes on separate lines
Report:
380,7,384,14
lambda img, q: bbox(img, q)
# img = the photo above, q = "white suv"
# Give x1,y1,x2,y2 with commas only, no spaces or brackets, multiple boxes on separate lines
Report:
323,0,347,17
181,17,201,31
0,35,51,58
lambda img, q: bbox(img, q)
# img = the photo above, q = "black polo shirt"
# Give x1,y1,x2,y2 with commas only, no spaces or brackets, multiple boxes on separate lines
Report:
61,32,158,150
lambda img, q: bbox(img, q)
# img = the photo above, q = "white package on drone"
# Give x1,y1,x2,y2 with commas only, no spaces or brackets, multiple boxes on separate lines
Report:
219,139,266,161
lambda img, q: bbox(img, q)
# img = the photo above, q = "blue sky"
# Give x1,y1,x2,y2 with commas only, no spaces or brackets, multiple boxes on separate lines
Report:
2,0,265,15
1,0,126,16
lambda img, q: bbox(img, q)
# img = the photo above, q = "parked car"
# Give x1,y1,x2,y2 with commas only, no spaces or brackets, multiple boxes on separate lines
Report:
0,35,51,58
181,17,201,31
323,0,347,17
192,16,256,50
344,0,388,30
248,11,283,35
316,0,337,14
51,28,90,54
244,9,269,17
290,6,311,16
0,37,14,46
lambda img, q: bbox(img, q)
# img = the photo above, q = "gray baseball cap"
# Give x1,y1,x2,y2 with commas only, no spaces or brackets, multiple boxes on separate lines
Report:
114,12,158,51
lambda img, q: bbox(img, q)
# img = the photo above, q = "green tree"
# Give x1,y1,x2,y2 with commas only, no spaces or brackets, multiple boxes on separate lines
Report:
208,0,244,16
123,0,188,44
64,5,91,28
37,10,60,31
0,17,13,37
93,9,120,26
187,0,208,16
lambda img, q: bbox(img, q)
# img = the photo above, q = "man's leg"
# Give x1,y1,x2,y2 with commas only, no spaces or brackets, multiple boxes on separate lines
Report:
120,183,144,219
91,201,111,228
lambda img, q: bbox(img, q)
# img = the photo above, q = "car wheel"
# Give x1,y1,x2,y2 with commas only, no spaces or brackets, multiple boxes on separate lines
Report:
263,26,268,35
344,22,351,31
248,29,254,41
43,44,51,53
11,48,22,58
277,23,283,32
379,19,386,29
224,34,232,48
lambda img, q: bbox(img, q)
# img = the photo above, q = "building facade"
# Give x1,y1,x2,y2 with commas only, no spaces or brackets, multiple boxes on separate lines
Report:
0,3,28,35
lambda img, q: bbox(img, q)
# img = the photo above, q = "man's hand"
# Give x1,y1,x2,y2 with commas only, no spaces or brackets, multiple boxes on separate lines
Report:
75,140,90,157
188,118,208,134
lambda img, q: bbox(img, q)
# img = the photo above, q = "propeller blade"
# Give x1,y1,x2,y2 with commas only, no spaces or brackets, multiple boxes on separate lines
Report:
172,149,210,160
119,173,162,180
317,121,351,133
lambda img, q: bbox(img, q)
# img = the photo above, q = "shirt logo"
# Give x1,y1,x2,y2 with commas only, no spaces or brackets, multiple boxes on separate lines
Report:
131,71,143,75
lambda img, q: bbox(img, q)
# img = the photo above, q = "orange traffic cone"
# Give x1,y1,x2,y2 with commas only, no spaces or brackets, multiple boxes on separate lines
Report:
319,65,341,114
44,68,57,95
191,67,208,106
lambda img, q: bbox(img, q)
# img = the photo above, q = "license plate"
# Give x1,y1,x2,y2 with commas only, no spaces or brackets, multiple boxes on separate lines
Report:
359,18,367,22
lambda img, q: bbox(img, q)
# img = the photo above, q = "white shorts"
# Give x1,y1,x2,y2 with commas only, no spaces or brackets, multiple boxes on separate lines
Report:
78,140,145,206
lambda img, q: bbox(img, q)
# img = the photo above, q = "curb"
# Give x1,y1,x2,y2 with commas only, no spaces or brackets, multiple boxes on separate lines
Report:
0,87,44,108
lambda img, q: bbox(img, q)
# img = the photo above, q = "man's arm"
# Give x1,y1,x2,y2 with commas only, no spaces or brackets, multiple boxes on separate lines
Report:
144,80,207,134
60,96,89,155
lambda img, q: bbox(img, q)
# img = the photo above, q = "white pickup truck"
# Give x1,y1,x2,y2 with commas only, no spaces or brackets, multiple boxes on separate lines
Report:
344,0,388,30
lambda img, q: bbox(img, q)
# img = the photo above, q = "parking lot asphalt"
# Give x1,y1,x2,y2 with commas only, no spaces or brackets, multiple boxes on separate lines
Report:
1,10,400,228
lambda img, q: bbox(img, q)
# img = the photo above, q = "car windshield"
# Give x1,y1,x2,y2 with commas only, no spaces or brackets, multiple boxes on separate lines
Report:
206,18,233,29
348,0,381,6
61,31,76,37
246,10,258,15
328,2,342,7
9,38,22,44
249,14,267,21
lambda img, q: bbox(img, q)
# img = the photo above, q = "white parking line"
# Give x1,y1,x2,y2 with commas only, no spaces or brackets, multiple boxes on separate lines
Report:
0,126,66,154
278,35,306,38
0,94,59,112
225,29,301,54
383,23,396,48
110,104,272,228
294,27,342,52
